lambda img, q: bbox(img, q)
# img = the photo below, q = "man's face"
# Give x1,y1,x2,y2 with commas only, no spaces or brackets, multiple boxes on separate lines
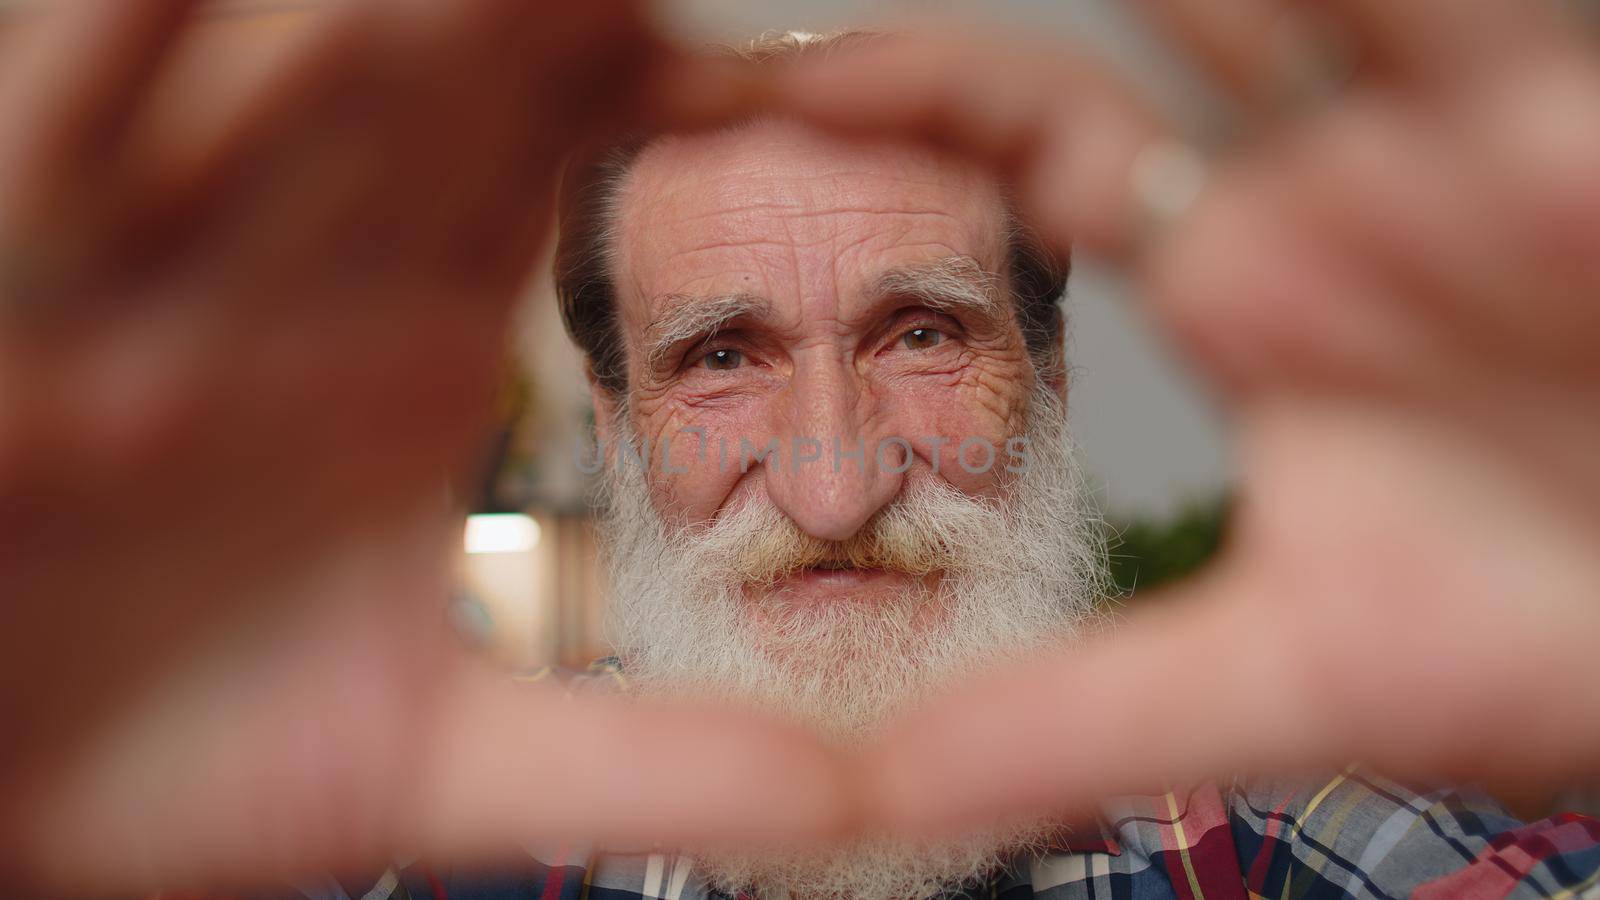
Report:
608,118,1037,608
591,119,1103,900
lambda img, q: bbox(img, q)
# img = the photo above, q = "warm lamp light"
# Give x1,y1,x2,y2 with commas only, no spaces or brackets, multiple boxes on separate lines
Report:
464,513,541,554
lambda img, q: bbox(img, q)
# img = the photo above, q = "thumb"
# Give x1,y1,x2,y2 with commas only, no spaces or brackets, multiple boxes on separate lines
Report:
850,568,1330,834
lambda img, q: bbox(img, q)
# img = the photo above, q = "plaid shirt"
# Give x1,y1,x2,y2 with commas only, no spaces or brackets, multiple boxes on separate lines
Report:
206,661,1600,900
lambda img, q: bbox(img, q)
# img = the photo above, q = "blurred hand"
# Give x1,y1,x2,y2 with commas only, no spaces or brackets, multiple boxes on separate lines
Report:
0,0,838,891
772,0,1600,831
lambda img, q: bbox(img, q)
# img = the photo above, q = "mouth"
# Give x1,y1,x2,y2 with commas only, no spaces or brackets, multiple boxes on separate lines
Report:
788,561,898,588
797,555,896,580
744,560,942,605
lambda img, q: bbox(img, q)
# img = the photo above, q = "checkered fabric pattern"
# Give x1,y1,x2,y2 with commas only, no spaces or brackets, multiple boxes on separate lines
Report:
175,661,1600,900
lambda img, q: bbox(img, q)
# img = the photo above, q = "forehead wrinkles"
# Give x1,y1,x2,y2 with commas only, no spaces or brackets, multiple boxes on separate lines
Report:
612,128,1008,320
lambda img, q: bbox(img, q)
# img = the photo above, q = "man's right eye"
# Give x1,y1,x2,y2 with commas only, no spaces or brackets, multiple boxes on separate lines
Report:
700,348,745,371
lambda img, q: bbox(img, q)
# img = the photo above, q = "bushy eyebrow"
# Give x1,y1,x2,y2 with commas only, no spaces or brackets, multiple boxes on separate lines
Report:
644,292,769,372
872,255,1005,323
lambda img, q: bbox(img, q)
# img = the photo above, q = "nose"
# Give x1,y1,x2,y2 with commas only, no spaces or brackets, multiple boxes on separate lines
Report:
762,353,905,542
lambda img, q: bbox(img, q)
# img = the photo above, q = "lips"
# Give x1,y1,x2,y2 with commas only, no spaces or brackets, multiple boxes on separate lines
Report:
792,564,896,584
743,562,940,607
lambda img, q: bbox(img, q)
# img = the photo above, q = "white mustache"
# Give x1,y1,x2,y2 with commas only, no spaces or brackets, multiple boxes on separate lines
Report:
679,477,1012,587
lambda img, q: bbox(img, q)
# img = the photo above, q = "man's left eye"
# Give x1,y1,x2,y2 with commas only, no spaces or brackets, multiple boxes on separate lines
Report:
700,348,745,370
901,327,946,351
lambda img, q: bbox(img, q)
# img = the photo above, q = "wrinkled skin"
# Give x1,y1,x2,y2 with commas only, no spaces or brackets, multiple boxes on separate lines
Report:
598,122,1040,612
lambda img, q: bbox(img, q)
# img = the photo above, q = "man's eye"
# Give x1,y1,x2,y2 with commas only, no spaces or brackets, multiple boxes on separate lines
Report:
900,327,945,351
700,348,745,371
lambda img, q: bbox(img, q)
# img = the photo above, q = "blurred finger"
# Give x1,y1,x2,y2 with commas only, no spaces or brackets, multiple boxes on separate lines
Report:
419,666,853,856
1136,157,1452,399
772,27,1169,257
0,0,207,319
1265,105,1542,366
640,53,778,134
851,571,1333,834
1129,0,1356,117
121,1,386,237
1317,0,1567,86
1136,0,1570,105
0,0,204,175
391,0,667,282
14,654,850,892
134,0,666,284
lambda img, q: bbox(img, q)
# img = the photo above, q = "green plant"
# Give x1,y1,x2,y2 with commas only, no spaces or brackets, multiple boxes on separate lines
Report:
1103,495,1231,599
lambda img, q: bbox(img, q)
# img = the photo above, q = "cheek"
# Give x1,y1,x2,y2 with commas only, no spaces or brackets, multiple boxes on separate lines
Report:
630,355,1035,521
633,400,774,525
872,376,1031,497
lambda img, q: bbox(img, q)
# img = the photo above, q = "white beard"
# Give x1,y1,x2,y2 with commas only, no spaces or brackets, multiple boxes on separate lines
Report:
595,385,1108,900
